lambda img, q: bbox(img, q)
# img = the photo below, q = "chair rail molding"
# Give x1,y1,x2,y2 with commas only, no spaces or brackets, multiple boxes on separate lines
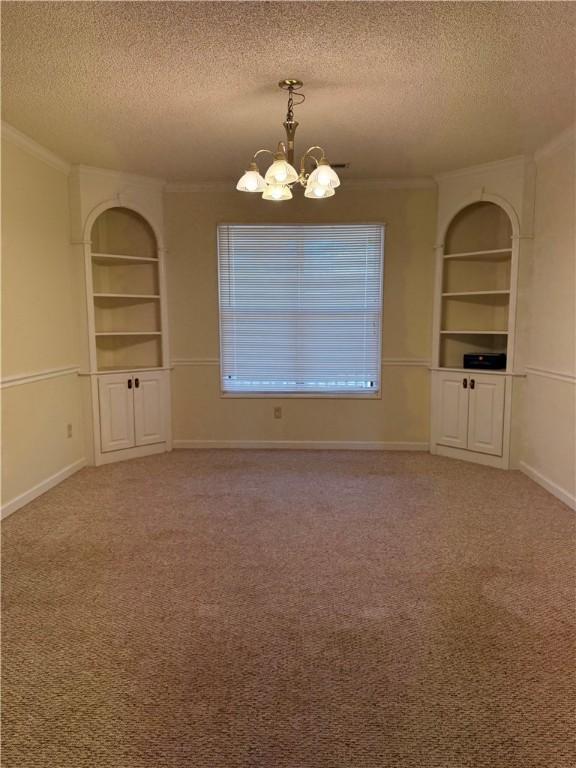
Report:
1,365,80,389
524,366,576,384
172,357,431,368
172,358,220,366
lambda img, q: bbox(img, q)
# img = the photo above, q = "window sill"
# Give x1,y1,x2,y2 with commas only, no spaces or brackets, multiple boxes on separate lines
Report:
220,391,381,400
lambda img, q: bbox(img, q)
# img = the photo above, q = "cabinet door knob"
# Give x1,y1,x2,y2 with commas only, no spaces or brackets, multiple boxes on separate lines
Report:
135,377,140,388
127,378,132,389
463,378,468,388
470,379,475,390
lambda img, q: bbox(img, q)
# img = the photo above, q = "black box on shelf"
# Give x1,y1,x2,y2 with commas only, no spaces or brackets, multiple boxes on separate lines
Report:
463,353,507,370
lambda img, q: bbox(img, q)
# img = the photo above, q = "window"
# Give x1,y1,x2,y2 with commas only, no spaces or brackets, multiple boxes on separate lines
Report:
217,224,384,396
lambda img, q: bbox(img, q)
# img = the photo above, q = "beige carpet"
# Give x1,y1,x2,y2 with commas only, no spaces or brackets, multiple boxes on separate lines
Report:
2,450,575,767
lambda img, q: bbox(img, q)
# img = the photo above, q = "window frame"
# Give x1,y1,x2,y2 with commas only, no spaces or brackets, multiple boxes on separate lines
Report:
217,222,385,400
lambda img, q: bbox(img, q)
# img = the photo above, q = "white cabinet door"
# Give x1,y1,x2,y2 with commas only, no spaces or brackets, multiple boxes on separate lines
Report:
98,374,135,453
467,374,506,456
133,372,166,447
433,371,469,450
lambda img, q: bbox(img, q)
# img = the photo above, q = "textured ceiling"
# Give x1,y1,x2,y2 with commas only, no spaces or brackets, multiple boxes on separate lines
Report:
2,1,575,181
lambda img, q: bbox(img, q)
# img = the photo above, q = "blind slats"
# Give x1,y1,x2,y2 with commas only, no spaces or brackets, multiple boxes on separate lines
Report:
217,224,384,394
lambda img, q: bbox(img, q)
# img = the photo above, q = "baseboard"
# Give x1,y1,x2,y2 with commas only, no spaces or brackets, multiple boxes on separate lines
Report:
519,462,576,511
95,442,167,465
1,458,87,519
435,444,508,470
173,440,429,451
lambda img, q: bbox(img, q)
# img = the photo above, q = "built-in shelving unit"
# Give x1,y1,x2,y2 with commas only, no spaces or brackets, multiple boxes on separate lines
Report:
72,166,172,466
90,207,164,371
430,163,528,471
435,201,516,372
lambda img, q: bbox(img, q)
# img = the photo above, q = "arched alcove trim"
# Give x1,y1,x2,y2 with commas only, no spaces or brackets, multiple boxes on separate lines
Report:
437,193,520,249
83,199,163,252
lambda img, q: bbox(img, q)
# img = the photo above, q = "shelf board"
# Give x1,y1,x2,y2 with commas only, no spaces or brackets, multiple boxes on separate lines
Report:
442,290,510,298
95,331,162,337
93,293,161,299
433,367,512,376
440,330,508,335
96,366,166,374
92,253,158,264
443,248,512,260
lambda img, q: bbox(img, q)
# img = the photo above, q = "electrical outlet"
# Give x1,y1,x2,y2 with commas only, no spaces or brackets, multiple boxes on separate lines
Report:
274,407,282,419
67,423,73,438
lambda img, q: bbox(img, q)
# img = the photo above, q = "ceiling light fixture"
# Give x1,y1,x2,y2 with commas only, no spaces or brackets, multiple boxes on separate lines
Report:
236,79,341,201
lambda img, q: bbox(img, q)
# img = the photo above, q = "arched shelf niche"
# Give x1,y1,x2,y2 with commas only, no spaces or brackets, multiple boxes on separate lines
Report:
91,205,158,258
89,206,163,372
438,200,515,371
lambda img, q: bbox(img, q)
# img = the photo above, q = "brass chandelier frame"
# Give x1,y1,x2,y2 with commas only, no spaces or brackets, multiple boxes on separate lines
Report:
236,79,341,199
252,80,327,187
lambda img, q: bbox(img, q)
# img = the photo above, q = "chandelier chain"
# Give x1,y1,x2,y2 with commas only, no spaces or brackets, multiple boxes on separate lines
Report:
285,87,305,124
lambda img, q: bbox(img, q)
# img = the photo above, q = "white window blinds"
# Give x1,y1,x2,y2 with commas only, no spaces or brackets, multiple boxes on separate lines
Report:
217,224,384,395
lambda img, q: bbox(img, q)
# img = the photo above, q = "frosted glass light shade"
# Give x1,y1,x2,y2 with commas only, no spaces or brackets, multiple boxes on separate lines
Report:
304,181,335,199
308,160,340,189
262,184,293,201
265,158,299,185
236,164,266,192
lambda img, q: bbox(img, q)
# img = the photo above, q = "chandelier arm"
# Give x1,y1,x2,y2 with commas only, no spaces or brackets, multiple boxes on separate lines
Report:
302,146,326,164
298,152,317,185
252,149,275,164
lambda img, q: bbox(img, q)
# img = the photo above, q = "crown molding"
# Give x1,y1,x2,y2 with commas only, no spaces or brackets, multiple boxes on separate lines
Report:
534,126,575,163
167,177,436,192
340,178,436,190
434,154,527,182
1,121,71,174
71,164,166,188
435,155,528,182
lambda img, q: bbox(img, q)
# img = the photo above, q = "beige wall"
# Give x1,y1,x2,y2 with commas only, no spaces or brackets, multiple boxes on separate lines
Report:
521,131,576,501
1,136,86,508
165,183,437,445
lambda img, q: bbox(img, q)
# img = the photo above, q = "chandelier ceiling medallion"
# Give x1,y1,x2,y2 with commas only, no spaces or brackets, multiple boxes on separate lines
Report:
236,79,341,201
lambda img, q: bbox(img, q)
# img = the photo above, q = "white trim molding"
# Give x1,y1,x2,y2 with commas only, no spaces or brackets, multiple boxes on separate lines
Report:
434,155,526,182
172,358,219,367
174,440,429,451
71,163,166,189
1,121,71,174
525,366,576,384
382,358,431,367
171,357,431,368
1,366,80,389
534,126,575,163
339,178,436,190
167,178,436,192
519,462,576,511
1,458,87,519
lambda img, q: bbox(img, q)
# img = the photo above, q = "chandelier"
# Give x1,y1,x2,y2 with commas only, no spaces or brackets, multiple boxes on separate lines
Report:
236,79,341,201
